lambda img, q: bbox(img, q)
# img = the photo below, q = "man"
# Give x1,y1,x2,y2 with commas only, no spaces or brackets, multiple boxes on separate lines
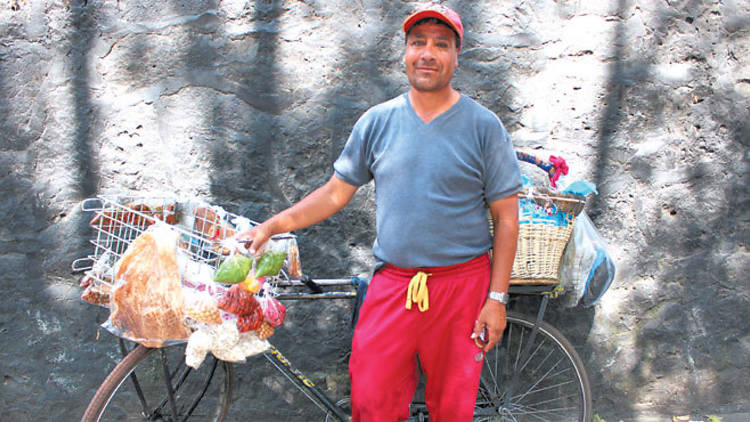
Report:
239,4,522,421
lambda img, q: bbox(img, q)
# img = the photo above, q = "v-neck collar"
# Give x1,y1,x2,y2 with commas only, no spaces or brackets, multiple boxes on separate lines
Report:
404,92,464,127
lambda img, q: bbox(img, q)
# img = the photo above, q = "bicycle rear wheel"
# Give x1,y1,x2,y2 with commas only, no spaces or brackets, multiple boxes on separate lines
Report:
82,341,232,422
475,311,592,422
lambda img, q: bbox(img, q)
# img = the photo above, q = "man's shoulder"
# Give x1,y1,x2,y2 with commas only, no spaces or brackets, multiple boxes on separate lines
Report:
459,94,502,124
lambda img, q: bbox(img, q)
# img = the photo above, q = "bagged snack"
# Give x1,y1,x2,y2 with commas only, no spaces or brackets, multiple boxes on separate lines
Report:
108,224,190,347
236,306,265,333
214,253,252,284
259,296,286,327
238,272,263,294
81,283,112,307
79,251,114,307
286,238,303,278
255,249,286,278
257,321,274,340
217,284,260,315
185,320,270,369
183,289,222,325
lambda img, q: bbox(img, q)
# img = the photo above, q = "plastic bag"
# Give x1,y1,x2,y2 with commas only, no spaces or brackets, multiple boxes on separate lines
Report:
80,251,114,307
285,237,303,278
106,224,191,347
255,248,287,277
214,253,252,283
183,288,222,325
217,284,260,315
185,320,270,369
558,212,616,307
258,295,286,327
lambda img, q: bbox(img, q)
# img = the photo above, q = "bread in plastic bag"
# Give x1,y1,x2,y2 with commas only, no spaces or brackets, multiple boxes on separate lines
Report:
558,212,616,307
107,224,190,347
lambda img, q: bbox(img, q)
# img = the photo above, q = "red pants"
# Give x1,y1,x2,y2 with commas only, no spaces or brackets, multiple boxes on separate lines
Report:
349,254,491,422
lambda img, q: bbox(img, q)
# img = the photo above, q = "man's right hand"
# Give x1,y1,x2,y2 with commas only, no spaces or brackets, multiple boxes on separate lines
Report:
237,223,273,255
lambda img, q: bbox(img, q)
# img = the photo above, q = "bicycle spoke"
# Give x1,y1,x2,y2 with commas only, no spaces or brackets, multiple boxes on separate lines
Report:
506,402,581,421
475,313,591,422
512,356,569,404
84,342,232,422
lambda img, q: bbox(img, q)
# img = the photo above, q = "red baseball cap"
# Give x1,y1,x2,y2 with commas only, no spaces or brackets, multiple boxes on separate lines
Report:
402,4,464,48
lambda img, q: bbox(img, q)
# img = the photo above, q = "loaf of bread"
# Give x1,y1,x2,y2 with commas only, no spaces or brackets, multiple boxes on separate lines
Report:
110,225,190,347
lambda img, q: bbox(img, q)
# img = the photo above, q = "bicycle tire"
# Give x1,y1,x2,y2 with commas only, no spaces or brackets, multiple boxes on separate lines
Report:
475,311,592,422
82,343,233,422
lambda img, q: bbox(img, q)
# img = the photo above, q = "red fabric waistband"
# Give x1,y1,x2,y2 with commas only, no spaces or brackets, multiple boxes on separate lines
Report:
382,253,490,277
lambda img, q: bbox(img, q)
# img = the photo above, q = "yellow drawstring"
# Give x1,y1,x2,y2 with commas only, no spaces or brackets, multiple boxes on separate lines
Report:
406,271,431,312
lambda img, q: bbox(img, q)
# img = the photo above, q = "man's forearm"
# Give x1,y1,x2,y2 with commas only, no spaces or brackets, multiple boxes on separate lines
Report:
261,174,358,236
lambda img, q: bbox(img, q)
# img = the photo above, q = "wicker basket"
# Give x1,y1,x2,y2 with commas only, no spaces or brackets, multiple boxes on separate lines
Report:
489,188,586,285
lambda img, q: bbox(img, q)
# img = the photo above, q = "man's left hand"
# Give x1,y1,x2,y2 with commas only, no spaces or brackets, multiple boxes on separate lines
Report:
471,300,507,352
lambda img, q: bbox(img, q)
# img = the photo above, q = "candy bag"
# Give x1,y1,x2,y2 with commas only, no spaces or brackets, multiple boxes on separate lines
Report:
255,250,286,278
214,253,252,284
259,296,286,327
236,306,265,333
217,284,260,315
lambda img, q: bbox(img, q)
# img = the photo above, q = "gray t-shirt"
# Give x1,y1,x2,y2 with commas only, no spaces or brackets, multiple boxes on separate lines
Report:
334,93,522,268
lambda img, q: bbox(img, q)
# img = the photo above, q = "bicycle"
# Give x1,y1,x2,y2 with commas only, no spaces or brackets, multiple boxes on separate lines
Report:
74,154,592,422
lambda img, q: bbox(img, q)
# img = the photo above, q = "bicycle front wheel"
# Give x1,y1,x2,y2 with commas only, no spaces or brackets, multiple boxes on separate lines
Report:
82,342,232,422
475,311,592,422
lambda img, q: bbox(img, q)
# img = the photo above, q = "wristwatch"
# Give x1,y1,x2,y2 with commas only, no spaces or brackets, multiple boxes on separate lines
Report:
487,291,509,305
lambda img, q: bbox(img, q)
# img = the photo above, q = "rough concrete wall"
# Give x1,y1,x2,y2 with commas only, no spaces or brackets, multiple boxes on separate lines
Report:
0,0,748,420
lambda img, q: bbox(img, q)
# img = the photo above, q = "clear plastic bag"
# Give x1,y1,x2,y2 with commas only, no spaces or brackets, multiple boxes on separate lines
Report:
558,212,616,307
79,196,285,364
106,224,191,347
258,294,286,327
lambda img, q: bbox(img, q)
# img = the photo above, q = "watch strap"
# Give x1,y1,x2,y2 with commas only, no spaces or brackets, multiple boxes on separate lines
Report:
488,291,509,304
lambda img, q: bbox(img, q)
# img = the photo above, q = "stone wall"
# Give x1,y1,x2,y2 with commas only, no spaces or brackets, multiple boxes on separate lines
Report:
1,0,748,420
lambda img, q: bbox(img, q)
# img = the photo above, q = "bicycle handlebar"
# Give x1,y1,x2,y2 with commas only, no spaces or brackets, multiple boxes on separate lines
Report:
515,151,569,188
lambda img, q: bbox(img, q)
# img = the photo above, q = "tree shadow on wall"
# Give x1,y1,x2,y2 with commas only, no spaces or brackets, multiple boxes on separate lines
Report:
582,0,750,417
0,0,105,419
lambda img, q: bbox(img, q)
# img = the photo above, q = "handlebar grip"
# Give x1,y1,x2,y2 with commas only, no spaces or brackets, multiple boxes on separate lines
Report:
301,275,324,293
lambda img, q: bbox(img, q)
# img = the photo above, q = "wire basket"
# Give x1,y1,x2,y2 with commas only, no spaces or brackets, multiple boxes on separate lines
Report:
73,194,262,285
489,188,586,285
72,194,301,350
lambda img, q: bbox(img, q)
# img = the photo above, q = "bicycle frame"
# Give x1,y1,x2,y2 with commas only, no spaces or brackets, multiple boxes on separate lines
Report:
263,345,350,421
268,277,358,422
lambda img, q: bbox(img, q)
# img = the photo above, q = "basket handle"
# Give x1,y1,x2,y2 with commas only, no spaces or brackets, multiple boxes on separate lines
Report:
71,257,93,272
515,151,569,188
81,197,104,212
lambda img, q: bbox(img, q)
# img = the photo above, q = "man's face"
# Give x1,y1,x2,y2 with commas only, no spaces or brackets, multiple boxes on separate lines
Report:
404,21,459,93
